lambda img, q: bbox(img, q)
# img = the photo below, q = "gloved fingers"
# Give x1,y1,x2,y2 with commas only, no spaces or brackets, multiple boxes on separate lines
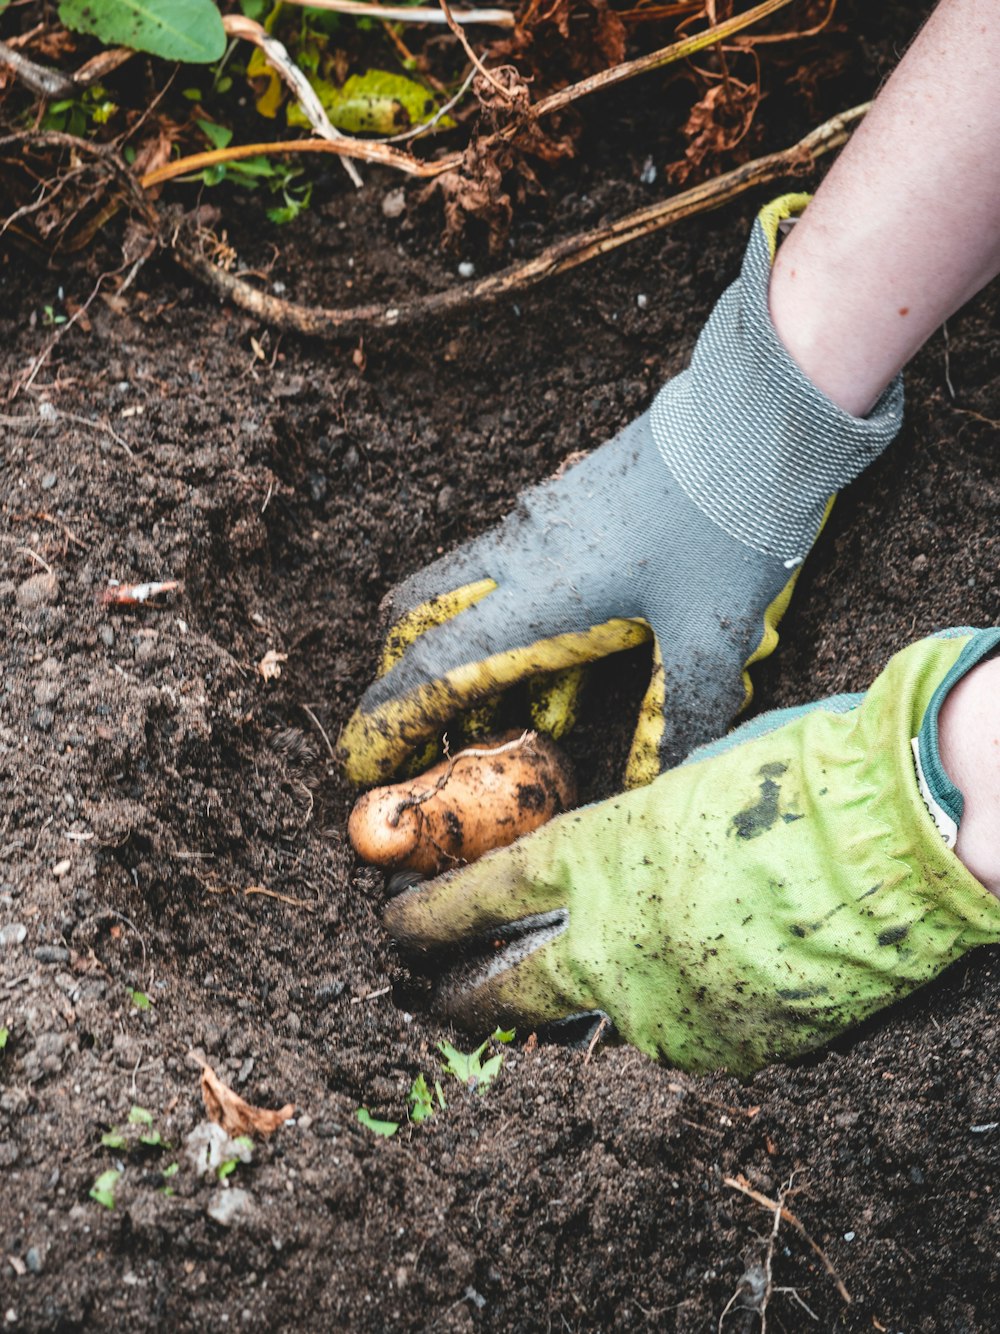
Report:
436,928,596,1038
527,665,587,740
383,836,569,952
624,625,747,786
341,587,650,784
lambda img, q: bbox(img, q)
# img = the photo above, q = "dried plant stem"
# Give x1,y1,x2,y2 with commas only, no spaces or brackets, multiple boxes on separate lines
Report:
144,0,802,191
221,14,363,188
528,0,797,120
724,1173,851,1306
172,102,869,337
437,0,513,101
280,0,515,24
0,39,132,99
141,136,439,189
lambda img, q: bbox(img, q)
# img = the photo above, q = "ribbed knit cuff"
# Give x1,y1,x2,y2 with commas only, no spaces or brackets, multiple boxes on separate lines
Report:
650,206,904,564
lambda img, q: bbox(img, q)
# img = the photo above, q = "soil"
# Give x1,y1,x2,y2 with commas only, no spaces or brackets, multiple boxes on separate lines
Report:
2,2,1000,1330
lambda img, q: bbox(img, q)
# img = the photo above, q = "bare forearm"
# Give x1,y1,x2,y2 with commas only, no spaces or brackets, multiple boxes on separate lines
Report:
769,0,1000,417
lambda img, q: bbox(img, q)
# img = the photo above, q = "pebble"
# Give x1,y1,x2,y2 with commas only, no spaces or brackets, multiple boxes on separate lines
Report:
32,708,54,733
98,624,115,647
458,261,475,279
25,1248,42,1275
314,981,344,1006
0,923,27,948
16,572,59,609
436,485,455,516
34,679,60,706
636,293,648,310
33,945,69,965
41,473,57,491
382,188,406,219
207,1187,251,1228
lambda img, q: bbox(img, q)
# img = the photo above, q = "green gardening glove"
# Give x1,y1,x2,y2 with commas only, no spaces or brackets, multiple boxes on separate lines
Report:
339,194,903,788
384,628,1000,1076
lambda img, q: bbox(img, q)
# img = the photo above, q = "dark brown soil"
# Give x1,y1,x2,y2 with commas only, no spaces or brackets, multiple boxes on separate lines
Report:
3,3,1000,1330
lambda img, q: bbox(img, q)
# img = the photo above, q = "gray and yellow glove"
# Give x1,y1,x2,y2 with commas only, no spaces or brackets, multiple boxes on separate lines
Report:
384,629,1000,1076
340,194,903,788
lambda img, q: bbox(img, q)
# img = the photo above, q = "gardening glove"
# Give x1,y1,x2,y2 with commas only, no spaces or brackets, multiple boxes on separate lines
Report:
384,628,1000,1076
340,193,903,789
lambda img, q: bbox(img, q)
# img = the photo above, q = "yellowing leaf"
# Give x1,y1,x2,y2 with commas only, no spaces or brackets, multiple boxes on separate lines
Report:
287,70,454,137
247,45,283,119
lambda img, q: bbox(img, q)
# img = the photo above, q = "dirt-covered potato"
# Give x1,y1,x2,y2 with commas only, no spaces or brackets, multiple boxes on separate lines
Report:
348,731,576,875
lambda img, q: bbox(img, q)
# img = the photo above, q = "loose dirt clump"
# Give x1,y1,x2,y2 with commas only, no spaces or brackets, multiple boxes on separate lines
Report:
2,2,999,1330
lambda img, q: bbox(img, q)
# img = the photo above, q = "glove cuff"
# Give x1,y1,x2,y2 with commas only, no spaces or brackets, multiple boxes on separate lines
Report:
650,193,904,564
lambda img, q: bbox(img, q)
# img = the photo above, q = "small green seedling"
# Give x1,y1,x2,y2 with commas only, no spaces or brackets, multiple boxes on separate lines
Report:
0,1027,8,1051
129,1105,163,1147
356,1108,399,1137
126,986,151,1010
217,1135,254,1180
437,1038,504,1094
407,1073,447,1125
357,1029,513,1135
100,1105,169,1153
160,1161,179,1196
90,1168,120,1209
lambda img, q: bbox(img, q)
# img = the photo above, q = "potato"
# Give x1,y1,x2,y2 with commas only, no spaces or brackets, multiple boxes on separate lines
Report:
348,731,576,876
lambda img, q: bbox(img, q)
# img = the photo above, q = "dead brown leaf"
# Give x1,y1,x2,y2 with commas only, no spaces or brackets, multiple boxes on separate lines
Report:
667,74,760,184
257,648,288,682
129,118,185,183
200,1062,294,1138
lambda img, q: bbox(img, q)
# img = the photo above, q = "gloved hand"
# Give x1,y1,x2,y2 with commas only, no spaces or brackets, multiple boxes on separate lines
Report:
340,193,902,789
383,628,1000,1076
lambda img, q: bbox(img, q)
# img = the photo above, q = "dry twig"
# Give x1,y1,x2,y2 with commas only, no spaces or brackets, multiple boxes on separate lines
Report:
437,0,514,101
0,39,132,99
220,14,363,188
171,102,869,336
143,0,800,191
723,1173,851,1306
281,0,515,24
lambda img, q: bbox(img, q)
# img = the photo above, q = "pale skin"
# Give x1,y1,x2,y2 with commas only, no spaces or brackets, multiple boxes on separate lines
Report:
767,0,1000,896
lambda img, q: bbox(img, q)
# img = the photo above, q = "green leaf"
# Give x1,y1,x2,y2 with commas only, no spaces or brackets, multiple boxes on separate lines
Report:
492,1028,516,1044
90,1168,120,1209
58,0,226,64
162,1162,179,1178
356,1107,399,1137
266,181,312,226
437,1039,505,1094
101,1131,127,1150
407,1073,435,1125
287,69,453,137
0,1027,7,1050
128,1105,154,1126
126,987,150,1010
139,1130,164,1147
232,1136,254,1156
197,117,233,150
225,156,278,180
217,1158,239,1180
